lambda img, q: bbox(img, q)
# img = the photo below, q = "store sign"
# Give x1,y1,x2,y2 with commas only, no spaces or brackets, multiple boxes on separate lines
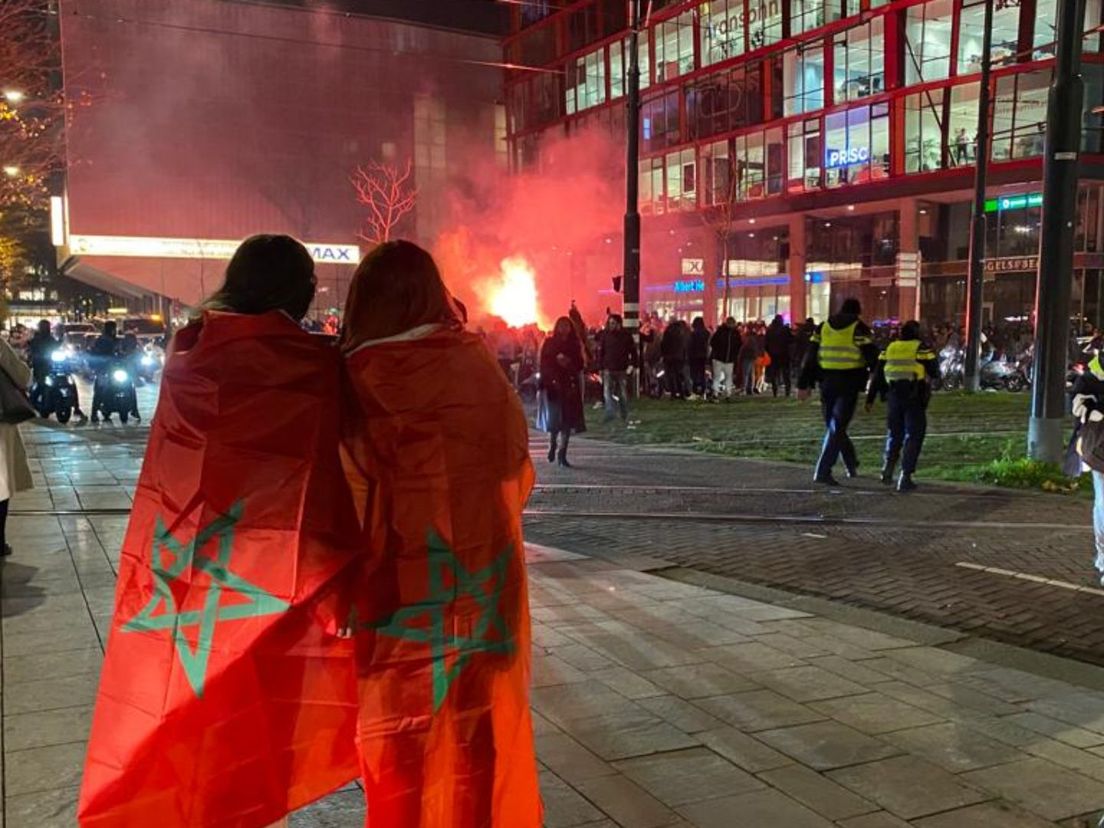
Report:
681,258,705,276
825,146,870,169
984,255,1039,273
673,279,705,293
984,192,1043,213
68,235,361,264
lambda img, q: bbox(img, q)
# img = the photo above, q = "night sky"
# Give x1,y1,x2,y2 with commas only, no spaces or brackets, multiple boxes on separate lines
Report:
232,0,507,35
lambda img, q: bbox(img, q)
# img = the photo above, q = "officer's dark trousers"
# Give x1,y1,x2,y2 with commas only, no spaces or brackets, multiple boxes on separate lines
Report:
885,392,927,475
815,381,859,480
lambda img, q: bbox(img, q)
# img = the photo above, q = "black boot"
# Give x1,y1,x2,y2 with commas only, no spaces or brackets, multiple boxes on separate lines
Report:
557,432,572,468
881,455,897,485
897,473,917,493
547,435,557,464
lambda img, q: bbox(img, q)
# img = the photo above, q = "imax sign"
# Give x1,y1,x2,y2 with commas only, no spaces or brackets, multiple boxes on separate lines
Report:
824,146,870,169
68,235,360,264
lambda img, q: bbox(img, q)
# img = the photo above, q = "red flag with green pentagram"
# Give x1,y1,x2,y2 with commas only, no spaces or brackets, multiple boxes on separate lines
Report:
342,326,541,828
79,312,380,827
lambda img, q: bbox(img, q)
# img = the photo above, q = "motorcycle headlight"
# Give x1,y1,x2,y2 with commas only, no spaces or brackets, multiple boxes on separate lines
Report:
112,369,129,384
44,376,54,386
140,355,154,366
50,350,65,363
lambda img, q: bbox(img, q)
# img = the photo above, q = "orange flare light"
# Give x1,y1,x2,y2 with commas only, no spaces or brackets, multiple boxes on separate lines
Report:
485,257,540,328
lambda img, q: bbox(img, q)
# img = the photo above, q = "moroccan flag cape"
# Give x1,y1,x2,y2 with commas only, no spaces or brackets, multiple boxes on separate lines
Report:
342,326,541,828
80,311,373,827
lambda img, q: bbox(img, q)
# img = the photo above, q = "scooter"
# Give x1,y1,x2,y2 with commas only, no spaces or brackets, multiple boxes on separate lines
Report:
979,352,1030,391
94,361,139,424
33,349,80,424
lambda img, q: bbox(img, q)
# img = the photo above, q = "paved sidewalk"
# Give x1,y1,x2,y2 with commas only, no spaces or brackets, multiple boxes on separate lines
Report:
5,426,1104,826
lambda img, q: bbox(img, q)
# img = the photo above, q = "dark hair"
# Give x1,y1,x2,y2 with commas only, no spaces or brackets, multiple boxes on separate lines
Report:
840,298,862,316
900,320,922,340
204,234,316,320
553,316,574,338
340,240,459,349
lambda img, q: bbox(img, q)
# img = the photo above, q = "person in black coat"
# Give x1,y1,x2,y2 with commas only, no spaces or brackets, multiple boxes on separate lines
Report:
710,317,741,398
688,317,711,398
539,316,586,467
765,315,796,397
660,320,690,399
596,313,637,422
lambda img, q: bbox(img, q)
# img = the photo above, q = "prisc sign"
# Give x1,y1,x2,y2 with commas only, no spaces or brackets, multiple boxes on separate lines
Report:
307,244,360,263
825,146,870,169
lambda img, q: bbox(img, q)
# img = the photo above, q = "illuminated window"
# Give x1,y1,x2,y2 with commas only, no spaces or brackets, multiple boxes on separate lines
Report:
655,12,696,81
700,0,745,65
640,157,666,214
992,70,1050,161
904,88,945,173
701,139,732,205
905,0,953,84
665,148,697,210
733,129,782,201
833,18,885,102
791,0,840,34
494,104,508,169
611,36,651,95
748,0,783,50
687,65,764,140
783,44,825,115
824,103,890,188
947,82,980,166
957,0,1021,75
641,89,681,152
787,119,821,191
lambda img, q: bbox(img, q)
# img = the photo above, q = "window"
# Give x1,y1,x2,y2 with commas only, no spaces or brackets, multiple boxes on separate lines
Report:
748,0,783,50
991,70,1050,160
824,102,890,187
783,44,825,115
701,139,733,205
640,157,666,214
567,4,600,53
904,88,945,173
641,89,681,152
734,131,766,200
666,148,697,210
687,65,764,140
905,0,953,84
611,37,651,98
655,12,696,81
957,0,1021,75
567,49,606,112
787,119,821,191
948,82,980,166
833,18,885,102
701,0,746,66
521,0,552,26
791,0,840,34
1034,0,1058,57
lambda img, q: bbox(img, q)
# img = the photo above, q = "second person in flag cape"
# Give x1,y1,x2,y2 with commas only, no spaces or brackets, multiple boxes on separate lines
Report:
338,240,542,828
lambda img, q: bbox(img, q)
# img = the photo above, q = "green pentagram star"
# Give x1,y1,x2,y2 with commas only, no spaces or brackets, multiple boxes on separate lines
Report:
122,501,289,697
372,531,516,712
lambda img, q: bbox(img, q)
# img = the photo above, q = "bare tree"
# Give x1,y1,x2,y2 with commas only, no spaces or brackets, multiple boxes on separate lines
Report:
351,159,417,246
701,162,740,320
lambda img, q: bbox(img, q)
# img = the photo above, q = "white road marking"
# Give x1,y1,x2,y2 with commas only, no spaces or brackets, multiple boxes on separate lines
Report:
955,561,1104,597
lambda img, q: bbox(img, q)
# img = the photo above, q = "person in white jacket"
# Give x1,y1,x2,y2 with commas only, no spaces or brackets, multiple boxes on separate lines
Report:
0,335,34,555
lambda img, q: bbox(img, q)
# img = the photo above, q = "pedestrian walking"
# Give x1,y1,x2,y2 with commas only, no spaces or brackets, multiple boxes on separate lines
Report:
596,313,637,422
865,320,939,492
688,317,711,398
710,316,741,399
797,298,879,485
538,316,587,467
1070,352,1104,585
765,315,795,397
660,320,690,399
739,326,763,395
0,335,33,556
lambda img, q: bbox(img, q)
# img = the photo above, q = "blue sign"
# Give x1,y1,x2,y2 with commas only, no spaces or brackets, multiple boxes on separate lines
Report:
825,146,870,169
673,279,705,293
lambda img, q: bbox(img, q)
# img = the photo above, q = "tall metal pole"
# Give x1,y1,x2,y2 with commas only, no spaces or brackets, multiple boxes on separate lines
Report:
623,0,643,349
1028,0,1086,461
963,0,994,392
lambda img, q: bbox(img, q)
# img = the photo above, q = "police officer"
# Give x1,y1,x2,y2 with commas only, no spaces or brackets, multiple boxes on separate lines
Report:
865,320,939,492
797,298,879,485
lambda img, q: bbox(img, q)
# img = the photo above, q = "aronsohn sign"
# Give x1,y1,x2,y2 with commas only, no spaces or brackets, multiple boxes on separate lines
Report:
68,235,361,263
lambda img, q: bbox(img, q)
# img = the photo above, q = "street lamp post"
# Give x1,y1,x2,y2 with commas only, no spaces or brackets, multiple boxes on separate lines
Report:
963,0,994,393
1028,0,1087,461
623,0,644,348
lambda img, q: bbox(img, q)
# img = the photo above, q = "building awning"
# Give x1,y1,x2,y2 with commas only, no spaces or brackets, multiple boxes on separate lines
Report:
60,257,155,300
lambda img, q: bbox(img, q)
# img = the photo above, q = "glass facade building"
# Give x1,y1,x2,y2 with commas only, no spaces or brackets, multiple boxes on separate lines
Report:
504,0,1104,326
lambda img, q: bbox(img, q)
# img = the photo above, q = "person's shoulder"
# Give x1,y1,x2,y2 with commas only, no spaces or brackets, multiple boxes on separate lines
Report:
854,320,874,336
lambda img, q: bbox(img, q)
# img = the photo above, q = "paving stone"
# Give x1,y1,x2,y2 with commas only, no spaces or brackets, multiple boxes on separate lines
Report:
4,742,87,796
289,789,365,828
536,731,618,786
5,786,78,828
1020,737,1104,783
695,690,826,733
881,722,1024,772
1003,712,1104,749
1027,691,1104,735
805,655,894,687
635,695,724,734
564,709,700,761
677,788,835,828
757,764,877,821
3,705,93,752
3,672,99,715
697,727,794,773
541,771,606,828
835,813,913,828
2,647,102,684
912,801,1059,828
828,755,989,820
641,663,758,699
751,665,869,703
757,721,900,771
705,641,805,672
809,692,945,735
531,680,638,725
1,624,101,657
614,747,763,807
571,773,680,828
590,666,666,699
532,654,589,687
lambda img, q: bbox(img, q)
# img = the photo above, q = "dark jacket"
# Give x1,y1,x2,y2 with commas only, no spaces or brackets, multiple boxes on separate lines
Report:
798,313,879,391
596,327,637,371
738,333,763,363
28,332,59,377
688,322,711,361
1071,367,1104,473
539,333,586,432
660,323,689,361
710,326,741,363
765,321,795,361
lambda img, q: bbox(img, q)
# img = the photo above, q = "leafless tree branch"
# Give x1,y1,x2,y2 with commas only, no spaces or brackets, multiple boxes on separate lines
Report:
350,159,417,246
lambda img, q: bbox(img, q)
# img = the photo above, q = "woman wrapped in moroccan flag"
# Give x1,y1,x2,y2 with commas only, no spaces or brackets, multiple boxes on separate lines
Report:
339,240,541,828
79,236,384,828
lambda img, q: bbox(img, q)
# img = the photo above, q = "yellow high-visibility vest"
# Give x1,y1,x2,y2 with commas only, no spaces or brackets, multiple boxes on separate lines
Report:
1091,354,1104,379
883,339,926,382
816,321,866,371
